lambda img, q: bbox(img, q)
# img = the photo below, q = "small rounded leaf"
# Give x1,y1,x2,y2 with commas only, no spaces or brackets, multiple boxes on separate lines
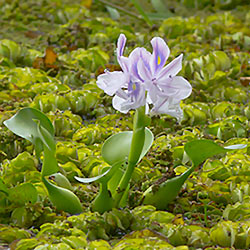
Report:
101,128,154,165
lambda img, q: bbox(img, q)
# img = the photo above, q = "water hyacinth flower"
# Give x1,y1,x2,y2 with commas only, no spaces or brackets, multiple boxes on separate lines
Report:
97,34,146,113
96,34,192,120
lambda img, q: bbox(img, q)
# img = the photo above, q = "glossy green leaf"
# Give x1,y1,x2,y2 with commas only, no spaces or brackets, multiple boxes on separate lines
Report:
0,39,23,63
142,166,195,209
108,166,124,195
224,144,247,150
41,145,59,177
36,120,56,152
75,161,122,184
0,227,31,244
75,168,111,184
42,177,83,214
51,173,73,191
101,127,154,166
8,183,38,205
106,6,120,20
37,121,59,177
4,107,54,146
212,51,231,71
15,238,40,250
4,108,58,177
11,207,28,227
184,139,247,167
62,236,87,248
151,0,169,13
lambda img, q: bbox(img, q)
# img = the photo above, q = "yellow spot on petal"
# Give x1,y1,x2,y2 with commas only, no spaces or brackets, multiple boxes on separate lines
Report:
157,56,161,65
132,83,137,91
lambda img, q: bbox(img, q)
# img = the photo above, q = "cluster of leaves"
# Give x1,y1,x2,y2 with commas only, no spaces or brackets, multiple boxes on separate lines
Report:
0,0,250,249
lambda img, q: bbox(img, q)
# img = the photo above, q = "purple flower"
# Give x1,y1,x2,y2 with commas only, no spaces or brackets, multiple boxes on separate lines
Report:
97,34,146,113
137,37,192,120
96,34,192,120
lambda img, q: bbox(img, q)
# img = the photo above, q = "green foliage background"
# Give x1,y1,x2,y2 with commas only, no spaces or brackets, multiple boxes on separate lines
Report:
0,0,250,249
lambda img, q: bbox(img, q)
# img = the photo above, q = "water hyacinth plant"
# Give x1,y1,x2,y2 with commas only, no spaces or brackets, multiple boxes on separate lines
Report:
4,34,246,214
76,34,245,213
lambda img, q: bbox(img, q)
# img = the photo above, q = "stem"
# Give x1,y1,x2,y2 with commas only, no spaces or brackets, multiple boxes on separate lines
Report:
114,106,149,207
130,0,153,26
97,0,144,21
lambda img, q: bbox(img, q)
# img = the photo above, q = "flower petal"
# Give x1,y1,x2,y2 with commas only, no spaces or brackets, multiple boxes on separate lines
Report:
112,83,146,113
150,37,170,75
128,48,144,82
116,34,130,73
146,81,161,103
158,76,192,100
96,71,127,96
119,56,130,73
112,95,129,113
139,48,152,73
157,54,183,80
137,48,153,82
117,34,126,57
137,59,152,82
151,96,183,121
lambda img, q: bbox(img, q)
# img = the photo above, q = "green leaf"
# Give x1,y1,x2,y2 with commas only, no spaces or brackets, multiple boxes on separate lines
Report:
62,236,87,249
4,107,54,146
4,108,59,177
51,173,73,191
0,227,31,244
0,178,8,195
101,127,154,165
0,39,24,63
211,51,231,71
106,6,120,20
142,166,194,209
42,177,83,214
224,144,247,150
108,166,124,195
150,0,168,13
75,161,122,184
8,183,38,205
11,207,28,227
15,238,40,250
184,139,246,167
41,145,59,177
36,120,56,152
37,121,59,177
75,169,111,183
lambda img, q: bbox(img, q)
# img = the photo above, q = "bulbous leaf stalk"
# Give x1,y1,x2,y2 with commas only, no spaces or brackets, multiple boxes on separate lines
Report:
91,181,114,214
114,106,150,207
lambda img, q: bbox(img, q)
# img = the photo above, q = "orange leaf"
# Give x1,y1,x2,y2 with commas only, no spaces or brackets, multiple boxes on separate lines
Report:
96,64,122,76
240,77,250,87
33,57,44,69
44,47,58,68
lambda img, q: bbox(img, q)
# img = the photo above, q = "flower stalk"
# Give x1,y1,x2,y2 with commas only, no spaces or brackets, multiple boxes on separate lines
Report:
114,106,150,207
